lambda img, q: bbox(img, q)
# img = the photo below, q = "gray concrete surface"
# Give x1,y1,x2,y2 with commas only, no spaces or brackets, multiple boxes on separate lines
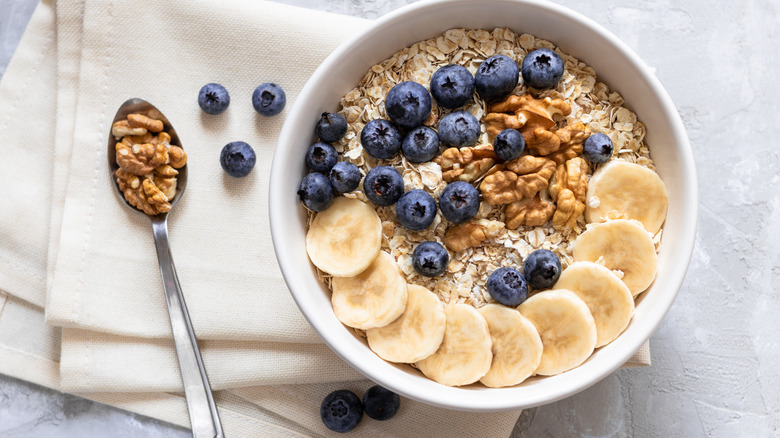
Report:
1,0,779,436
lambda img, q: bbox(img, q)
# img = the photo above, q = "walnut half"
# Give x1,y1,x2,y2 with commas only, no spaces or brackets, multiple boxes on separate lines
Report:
549,156,588,230
434,145,497,183
444,219,505,252
479,155,555,205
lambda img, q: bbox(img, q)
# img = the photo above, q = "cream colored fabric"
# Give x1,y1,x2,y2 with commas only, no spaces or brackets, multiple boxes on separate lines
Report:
0,0,650,435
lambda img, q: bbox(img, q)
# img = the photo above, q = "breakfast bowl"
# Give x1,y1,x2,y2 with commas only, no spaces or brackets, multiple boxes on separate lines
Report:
270,0,696,411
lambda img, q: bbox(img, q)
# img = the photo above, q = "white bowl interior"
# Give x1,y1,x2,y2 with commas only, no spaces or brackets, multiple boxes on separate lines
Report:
270,0,697,411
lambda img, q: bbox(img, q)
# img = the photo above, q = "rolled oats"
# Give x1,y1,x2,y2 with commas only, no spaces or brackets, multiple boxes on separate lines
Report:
309,28,656,308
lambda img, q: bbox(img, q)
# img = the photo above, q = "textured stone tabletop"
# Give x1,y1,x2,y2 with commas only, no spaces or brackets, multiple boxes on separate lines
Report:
1,0,778,436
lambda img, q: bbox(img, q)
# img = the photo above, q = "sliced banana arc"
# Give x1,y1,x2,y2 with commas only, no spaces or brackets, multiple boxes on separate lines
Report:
416,303,493,386
553,261,634,348
518,289,597,376
366,285,446,363
572,219,657,296
306,197,382,277
585,160,668,234
331,251,407,330
477,304,543,388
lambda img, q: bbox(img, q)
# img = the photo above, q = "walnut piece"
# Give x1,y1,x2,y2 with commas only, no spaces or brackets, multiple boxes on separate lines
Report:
444,219,505,252
168,146,187,168
112,120,147,139
115,142,168,175
545,122,590,165
434,145,497,183
505,193,555,228
479,155,555,205
485,94,571,139
127,113,164,132
116,169,171,215
549,157,588,230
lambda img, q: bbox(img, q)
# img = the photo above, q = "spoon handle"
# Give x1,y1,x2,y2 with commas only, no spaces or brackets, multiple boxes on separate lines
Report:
151,218,224,438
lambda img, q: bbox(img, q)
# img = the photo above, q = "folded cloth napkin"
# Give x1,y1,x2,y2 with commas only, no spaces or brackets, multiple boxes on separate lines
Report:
0,0,651,435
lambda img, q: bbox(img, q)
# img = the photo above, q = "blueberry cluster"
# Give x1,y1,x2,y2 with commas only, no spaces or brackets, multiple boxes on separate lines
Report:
296,111,356,212
198,82,288,178
486,249,562,307
320,385,401,433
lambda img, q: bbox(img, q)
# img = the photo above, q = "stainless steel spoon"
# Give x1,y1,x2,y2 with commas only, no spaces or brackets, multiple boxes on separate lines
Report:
108,98,224,438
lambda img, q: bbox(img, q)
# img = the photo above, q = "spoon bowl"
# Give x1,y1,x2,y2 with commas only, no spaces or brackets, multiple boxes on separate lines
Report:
107,98,223,438
107,98,187,214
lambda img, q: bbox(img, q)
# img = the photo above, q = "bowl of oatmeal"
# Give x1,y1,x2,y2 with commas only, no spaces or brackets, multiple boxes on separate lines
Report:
270,0,696,411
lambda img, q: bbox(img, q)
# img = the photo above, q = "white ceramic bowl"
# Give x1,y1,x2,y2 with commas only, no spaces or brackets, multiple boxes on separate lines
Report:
270,0,697,411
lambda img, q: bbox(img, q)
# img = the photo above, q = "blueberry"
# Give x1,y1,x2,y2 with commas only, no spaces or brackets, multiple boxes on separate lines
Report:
438,181,480,223
315,112,348,143
252,82,286,116
198,83,230,115
437,111,480,148
523,249,562,290
583,133,614,164
220,141,256,177
329,162,361,193
521,48,564,90
361,119,402,159
412,241,449,277
297,172,334,212
396,190,437,231
320,389,363,433
430,64,475,109
385,81,432,128
475,54,519,101
401,126,440,163
362,385,401,421
493,128,525,161
305,142,338,173
487,267,528,307
363,166,404,206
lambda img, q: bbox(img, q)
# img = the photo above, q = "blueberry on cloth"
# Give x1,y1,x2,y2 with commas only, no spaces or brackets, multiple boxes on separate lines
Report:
362,385,401,421
401,126,440,163
493,128,525,162
252,82,286,116
385,81,432,128
582,133,614,164
320,389,363,433
305,142,338,173
329,161,361,193
412,241,449,277
198,83,230,115
475,54,519,101
438,181,480,223
361,119,403,159
363,166,404,206
315,112,348,143
487,267,529,307
437,110,480,148
523,249,562,290
396,189,437,231
297,172,334,212
521,48,564,90
430,64,475,109
220,141,256,177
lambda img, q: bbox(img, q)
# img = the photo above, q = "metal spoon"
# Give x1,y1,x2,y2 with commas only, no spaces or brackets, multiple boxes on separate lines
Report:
108,98,224,438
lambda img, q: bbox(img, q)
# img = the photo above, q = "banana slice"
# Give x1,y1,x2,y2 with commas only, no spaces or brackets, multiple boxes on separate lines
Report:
572,219,657,296
416,303,492,386
553,262,634,348
306,197,382,277
477,304,543,388
585,160,668,234
331,251,407,330
518,289,596,376
366,285,446,363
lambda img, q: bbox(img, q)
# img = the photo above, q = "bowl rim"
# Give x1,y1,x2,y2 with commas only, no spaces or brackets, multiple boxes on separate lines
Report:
270,0,698,411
